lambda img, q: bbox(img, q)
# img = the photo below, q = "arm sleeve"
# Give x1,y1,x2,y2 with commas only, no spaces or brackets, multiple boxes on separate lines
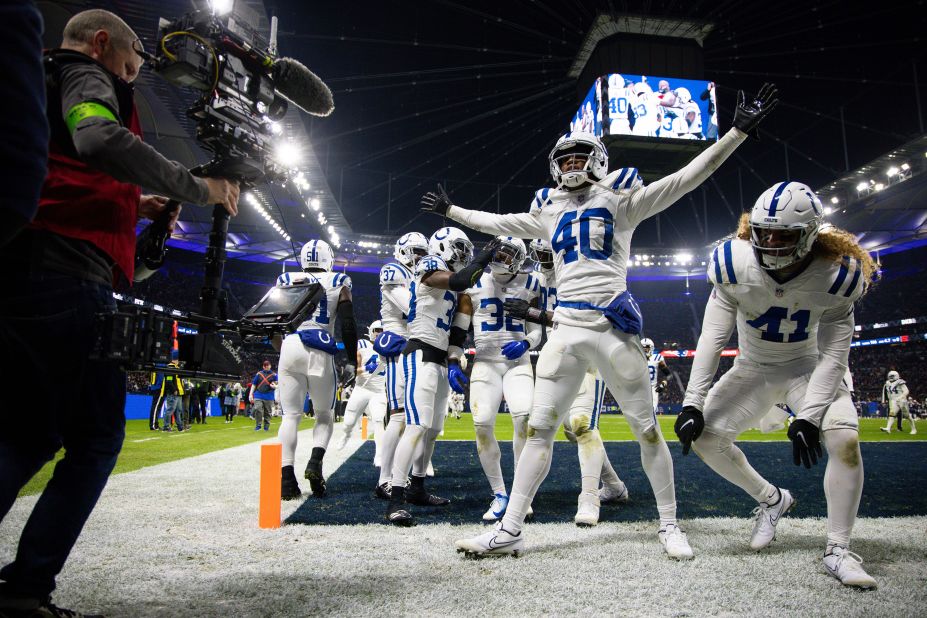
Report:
796,305,855,426
625,128,747,227
525,320,543,348
61,65,210,205
381,285,412,314
682,287,738,410
446,205,545,239
337,300,358,363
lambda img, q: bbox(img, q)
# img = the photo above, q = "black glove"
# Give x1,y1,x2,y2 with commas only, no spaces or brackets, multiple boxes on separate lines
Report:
787,418,823,469
655,380,667,394
421,183,452,216
503,298,549,326
674,406,704,456
474,237,504,268
732,83,778,135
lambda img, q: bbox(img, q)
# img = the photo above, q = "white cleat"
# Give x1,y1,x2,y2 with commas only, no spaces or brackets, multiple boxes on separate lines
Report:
455,523,524,558
750,488,795,550
599,482,629,504
880,427,891,433
482,493,509,522
823,547,877,589
333,430,350,451
659,524,694,560
575,492,600,527
911,429,917,435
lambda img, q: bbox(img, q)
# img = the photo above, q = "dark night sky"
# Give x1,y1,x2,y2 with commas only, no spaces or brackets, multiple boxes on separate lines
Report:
265,0,926,248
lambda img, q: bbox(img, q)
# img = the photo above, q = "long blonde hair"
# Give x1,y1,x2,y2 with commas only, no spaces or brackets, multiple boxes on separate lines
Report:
735,213,877,293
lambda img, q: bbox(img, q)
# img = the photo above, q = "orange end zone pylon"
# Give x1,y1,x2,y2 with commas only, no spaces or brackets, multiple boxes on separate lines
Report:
259,443,282,528
361,416,368,440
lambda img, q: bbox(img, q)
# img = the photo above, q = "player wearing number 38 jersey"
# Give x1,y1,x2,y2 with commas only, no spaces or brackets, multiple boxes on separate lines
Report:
677,181,878,589
422,83,779,559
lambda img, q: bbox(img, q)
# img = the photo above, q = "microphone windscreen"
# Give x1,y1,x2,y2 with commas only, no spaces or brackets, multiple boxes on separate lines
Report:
271,57,334,117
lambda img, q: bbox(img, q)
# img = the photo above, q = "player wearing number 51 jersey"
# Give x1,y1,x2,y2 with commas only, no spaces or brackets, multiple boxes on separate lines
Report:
677,181,878,589
424,83,777,559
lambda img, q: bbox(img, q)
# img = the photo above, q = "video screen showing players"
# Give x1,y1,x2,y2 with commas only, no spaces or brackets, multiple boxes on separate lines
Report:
569,74,718,141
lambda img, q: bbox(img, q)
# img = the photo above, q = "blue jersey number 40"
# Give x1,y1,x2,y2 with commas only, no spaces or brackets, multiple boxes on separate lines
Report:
551,208,614,264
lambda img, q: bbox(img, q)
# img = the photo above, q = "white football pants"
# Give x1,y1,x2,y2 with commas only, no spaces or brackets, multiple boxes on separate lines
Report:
342,384,388,463
501,322,675,532
277,333,338,467
692,357,862,548
470,358,533,495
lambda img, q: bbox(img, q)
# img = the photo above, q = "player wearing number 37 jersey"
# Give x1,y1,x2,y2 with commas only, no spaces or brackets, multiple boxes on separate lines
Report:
677,181,878,589
423,83,778,559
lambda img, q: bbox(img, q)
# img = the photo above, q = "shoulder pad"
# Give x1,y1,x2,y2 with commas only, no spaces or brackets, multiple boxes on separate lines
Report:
708,239,749,286
606,167,643,191
415,254,449,276
529,187,554,213
380,262,410,285
276,271,317,287
358,339,369,349
826,256,865,302
334,273,353,290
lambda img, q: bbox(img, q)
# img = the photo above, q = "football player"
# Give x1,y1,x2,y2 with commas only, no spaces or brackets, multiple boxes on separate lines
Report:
373,233,429,499
276,240,358,499
336,321,388,465
631,81,661,137
676,182,877,589
641,338,670,415
606,73,632,136
385,228,500,525
523,239,631,526
448,390,464,420
881,370,916,434
454,236,543,522
425,83,776,557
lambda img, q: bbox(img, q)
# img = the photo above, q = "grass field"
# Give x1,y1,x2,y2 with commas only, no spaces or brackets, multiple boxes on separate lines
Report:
20,413,922,497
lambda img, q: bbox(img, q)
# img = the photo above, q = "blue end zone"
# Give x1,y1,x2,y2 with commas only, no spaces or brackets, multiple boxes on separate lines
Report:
285,441,927,526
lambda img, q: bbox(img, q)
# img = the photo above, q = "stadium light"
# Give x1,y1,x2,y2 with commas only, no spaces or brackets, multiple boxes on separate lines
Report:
874,182,885,191
901,163,910,171
310,197,321,210
274,141,302,168
675,252,693,263
327,225,335,234
855,182,869,192
830,196,839,204
886,166,899,177
824,206,833,215
211,0,233,15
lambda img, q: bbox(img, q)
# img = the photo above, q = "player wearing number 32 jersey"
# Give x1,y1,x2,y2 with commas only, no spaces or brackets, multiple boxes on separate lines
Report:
677,181,878,589
422,83,778,559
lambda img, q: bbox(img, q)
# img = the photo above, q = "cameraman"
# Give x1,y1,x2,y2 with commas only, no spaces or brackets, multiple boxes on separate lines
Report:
0,8,239,614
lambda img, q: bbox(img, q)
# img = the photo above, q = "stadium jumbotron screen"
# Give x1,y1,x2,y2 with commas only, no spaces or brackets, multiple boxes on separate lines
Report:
570,73,719,142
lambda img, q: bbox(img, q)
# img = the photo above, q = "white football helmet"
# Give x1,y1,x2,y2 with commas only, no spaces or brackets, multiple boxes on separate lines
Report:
368,319,383,341
299,239,334,272
394,232,429,267
675,87,692,104
634,81,653,96
887,371,900,381
684,102,702,133
529,238,554,271
608,73,625,90
489,236,527,276
641,337,654,355
429,227,473,272
749,182,825,270
548,131,608,189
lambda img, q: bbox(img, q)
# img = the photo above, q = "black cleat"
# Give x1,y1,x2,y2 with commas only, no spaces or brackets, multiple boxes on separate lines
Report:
386,506,414,526
406,487,450,507
304,459,327,497
281,466,302,501
375,482,392,500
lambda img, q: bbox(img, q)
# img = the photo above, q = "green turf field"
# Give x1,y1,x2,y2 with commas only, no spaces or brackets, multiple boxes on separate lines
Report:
19,413,922,497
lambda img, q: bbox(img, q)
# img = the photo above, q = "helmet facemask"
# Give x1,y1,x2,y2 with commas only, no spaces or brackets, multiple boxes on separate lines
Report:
529,241,554,271
750,223,818,271
447,238,474,272
489,239,526,276
548,133,608,190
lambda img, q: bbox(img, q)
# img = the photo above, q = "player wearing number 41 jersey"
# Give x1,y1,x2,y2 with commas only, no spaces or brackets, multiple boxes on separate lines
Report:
424,82,779,559
677,181,878,589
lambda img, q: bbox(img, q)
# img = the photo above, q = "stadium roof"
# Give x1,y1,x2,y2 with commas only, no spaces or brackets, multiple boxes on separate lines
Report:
37,1,927,273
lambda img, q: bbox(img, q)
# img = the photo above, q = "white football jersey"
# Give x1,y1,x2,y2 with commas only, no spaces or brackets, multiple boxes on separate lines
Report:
533,264,558,311
407,254,458,351
706,238,864,364
278,270,352,334
632,94,661,136
608,87,632,134
357,338,386,390
884,379,908,401
468,271,542,361
647,352,664,389
379,261,413,335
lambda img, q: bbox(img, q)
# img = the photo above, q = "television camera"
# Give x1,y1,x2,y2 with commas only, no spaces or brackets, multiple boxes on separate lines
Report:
95,1,334,381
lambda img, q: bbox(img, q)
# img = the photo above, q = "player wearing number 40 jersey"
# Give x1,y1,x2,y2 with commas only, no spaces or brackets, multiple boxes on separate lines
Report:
676,181,878,589
275,239,357,501
423,83,779,559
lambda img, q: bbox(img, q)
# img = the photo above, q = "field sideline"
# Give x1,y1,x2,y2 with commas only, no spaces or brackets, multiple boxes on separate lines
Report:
19,414,923,497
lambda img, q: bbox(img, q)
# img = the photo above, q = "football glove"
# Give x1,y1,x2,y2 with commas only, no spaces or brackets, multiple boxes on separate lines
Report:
420,183,452,216
732,82,778,135
674,406,704,456
787,418,823,469
364,355,379,374
448,360,468,394
503,298,549,326
655,380,667,394
501,340,529,360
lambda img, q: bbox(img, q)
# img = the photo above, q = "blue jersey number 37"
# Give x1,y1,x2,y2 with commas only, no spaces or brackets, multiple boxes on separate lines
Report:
551,208,614,263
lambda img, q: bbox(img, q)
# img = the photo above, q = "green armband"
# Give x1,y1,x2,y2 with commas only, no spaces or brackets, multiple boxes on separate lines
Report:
65,101,118,134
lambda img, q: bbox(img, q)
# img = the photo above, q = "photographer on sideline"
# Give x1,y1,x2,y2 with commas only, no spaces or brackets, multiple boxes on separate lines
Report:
0,8,239,615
